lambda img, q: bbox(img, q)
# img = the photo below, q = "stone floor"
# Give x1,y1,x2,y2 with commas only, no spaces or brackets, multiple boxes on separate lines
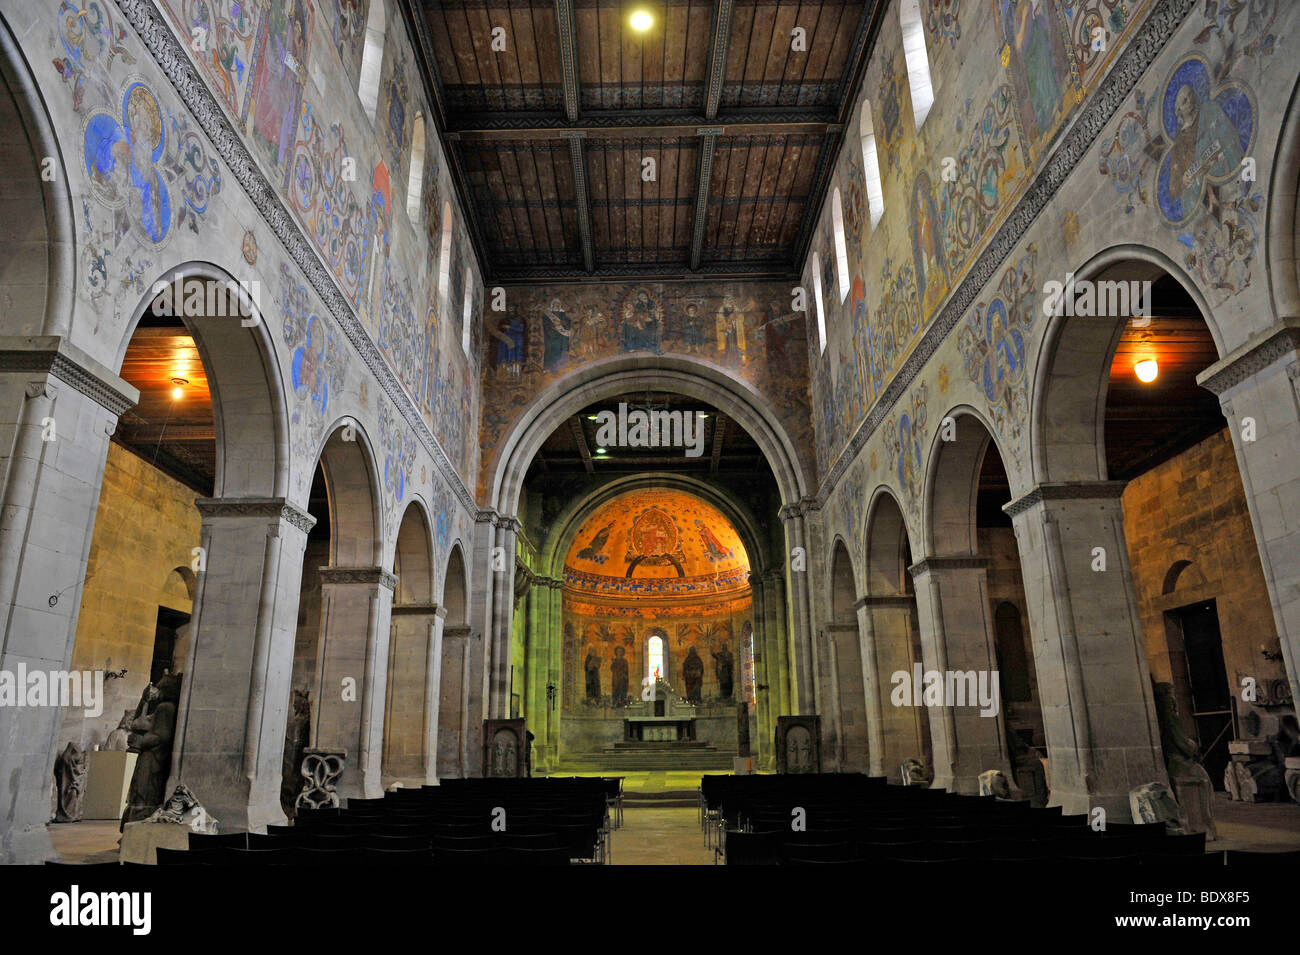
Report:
43,790,1300,865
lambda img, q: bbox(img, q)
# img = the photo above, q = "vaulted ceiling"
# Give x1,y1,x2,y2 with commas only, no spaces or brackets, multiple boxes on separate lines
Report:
404,0,883,281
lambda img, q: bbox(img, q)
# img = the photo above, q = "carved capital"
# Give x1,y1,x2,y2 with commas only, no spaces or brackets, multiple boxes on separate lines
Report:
196,497,317,533
1003,481,1127,518
319,566,398,590
908,556,990,577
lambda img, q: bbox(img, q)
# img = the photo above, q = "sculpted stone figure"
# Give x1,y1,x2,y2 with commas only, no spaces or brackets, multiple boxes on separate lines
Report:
682,645,704,704
120,673,181,830
712,642,734,700
610,646,629,706
53,742,87,823
104,710,133,751
1153,681,1217,839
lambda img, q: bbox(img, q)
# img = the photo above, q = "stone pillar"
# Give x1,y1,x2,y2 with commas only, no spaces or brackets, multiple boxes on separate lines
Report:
854,599,886,777
779,504,816,712
0,340,135,862
1201,328,1300,722
312,567,395,801
1005,482,1165,818
908,557,1010,794
171,498,313,832
386,602,444,786
488,520,518,719
748,572,773,770
859,596,926,779
437,625,479,778
763,568,792,720
524,576,561,771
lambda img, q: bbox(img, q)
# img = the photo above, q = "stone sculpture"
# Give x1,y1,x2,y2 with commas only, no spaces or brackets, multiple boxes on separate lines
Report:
610,646,629,706
120,673,181,830
682,645,704,703
104,710,133,751
52,742,87,823
1129,781,1188,833
900,758,932,787
146,784,217,833
712,642,734,700
280,689,311,817
978,768,1011,799
1153,681,1217,839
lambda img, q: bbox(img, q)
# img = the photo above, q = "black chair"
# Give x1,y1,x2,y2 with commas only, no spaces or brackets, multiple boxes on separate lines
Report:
1225,848,1300,865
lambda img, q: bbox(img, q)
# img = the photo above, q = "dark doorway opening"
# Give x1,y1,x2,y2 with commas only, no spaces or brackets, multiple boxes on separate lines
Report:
152,606,189,684
1165,599,1232,790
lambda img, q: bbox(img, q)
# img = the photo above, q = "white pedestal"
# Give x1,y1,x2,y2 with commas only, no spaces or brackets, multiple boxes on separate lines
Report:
83,750,136,820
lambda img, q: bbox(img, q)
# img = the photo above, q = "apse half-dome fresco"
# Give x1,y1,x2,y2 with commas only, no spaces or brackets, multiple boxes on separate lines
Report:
563,489,750,598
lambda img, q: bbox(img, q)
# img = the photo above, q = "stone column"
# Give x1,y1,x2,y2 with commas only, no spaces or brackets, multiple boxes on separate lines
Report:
748,572,772,770
908,557,1010,794
312,567,395,801
1005,482,1166,818
1201,328,1300,723
0,340,135,862
763,568,792,720
524,576,561,771
488,519,518,719
779,504,816,712
171,498,313,831
854,599,886,777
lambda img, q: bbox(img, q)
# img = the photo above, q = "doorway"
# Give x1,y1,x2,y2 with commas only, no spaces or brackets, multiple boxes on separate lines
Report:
1165,599,1232,790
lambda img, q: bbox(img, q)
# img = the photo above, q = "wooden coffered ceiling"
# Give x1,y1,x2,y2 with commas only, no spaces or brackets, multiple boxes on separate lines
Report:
403,0,883,281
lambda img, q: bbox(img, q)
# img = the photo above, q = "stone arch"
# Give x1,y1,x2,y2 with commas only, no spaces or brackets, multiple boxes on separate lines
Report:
118,262,291,499
313,418,383,567
1264,71,1300,320
441,542,469,625
864,485,930,777
826,537,869,772
436,541,472,779
1029,245,1226,486
0,15,75,339
921,404,1008,557
488,356,812,516
383,499,436,786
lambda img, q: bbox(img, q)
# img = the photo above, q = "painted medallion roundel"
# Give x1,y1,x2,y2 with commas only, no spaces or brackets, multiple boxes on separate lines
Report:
630,508,677,557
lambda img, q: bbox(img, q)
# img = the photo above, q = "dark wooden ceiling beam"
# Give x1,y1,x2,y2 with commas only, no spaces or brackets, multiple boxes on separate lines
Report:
452,120,835,141
689,127,721,271
563,131,596,272
710,413,728,473
446,107,838,133
553,0,580,122
703,0,736,121
568,416,594,473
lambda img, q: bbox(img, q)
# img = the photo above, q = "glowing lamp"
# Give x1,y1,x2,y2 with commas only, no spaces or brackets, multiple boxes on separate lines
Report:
1134,359,1158,383
170,377,189,400
629,9,653,32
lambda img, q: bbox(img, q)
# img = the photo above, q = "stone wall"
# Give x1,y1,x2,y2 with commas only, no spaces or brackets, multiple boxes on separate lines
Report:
60,441,200,750
1122,428,1287,698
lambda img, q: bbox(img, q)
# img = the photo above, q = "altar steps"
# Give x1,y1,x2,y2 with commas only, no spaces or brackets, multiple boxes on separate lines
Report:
561,743,734,772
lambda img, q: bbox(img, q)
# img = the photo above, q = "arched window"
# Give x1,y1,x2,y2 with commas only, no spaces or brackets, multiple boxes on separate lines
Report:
860,101,885,227
647,635,664,682
811,251,827,354
461,267,473,354
359,0,386,122
437,202,452,313
899,0,934,130
406,112,425,223
832,187,850,302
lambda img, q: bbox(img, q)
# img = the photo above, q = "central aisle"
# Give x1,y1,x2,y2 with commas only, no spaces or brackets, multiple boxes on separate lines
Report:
610,807,716,865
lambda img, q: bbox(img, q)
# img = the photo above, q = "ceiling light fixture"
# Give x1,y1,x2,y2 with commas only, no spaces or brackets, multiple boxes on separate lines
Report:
629,8,653,32
1134,359,1158,383
170,376,189,400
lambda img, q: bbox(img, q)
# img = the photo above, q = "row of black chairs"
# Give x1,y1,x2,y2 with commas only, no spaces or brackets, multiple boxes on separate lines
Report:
169,777,614,865
702,774,1300,866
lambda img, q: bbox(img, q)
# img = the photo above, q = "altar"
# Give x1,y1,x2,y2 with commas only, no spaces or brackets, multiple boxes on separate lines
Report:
621,679,698,741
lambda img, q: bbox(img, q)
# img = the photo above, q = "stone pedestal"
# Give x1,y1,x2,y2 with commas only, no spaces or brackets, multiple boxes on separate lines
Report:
83,750,137,820
119,820,192,865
